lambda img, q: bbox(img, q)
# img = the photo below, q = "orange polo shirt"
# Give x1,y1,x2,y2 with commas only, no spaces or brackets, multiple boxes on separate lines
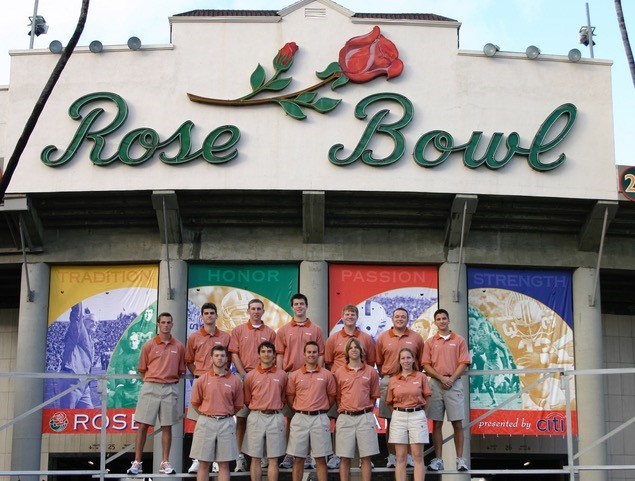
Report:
138,336,185,384
386,371,431,409
185,326,231,375
421,332,470,376
243,364,288,411
325,328,377,372
375,328,424,376
287,365,336,411
333,363,380,412
228,321,277,372
275,319,325,372
191,370,244,416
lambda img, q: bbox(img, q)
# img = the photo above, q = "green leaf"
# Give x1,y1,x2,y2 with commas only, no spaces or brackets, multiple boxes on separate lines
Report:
331,74,350,91
262,77,293,92
278,100,306,120
308,97,342,114
296,92,318,104
316,61,342,80
250,64,266,91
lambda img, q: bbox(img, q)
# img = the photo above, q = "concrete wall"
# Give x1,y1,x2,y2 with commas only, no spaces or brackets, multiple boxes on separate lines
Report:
0,308,18,481
604,313,635,481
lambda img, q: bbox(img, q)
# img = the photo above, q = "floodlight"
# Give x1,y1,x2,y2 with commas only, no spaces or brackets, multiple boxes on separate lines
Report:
525,45,541,59
27,15,48,36
568,48,582,62
49,40,63,54
89,40,103,53
127,36,142,50
483,43,500,57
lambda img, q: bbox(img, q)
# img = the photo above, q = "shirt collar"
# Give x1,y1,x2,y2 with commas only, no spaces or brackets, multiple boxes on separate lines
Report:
153,335,174,345
389,327,410,338
301,364,320,374
199,326,219,337
339,327,360,338
291,318,312,327
434,331,455,341
256,364,278,373
247,321,264,331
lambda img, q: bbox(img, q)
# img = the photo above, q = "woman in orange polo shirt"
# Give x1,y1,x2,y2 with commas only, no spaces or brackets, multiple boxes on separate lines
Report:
386,348,431,481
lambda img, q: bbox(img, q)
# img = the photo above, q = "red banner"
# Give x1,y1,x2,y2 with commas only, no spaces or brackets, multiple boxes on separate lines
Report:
42,408,145,434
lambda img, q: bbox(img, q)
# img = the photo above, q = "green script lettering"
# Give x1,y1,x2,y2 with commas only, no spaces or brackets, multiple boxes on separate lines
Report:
41,92,241,167
328,93,413,166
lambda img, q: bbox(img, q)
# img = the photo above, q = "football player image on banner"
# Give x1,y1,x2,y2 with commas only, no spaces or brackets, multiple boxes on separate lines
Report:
468,267,577,436
43,265,159,434
185,264,298,432
328,265,439,339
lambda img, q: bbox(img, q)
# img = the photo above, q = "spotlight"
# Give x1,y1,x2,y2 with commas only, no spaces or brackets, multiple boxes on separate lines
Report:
127,36,142,51
49,40,63,54
89,40,103,53
568,48,582,62
483,43,500,57
525,45,541,59
27,16,48,36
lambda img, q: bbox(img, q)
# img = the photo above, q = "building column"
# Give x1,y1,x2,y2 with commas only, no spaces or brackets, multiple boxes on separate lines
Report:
572,267,607,481
11,263,50,481
299,261,328,334
437,262,470,479
154,258,187,473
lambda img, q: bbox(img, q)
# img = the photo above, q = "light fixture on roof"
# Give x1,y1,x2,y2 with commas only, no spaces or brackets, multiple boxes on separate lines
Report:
49,40,63,54
568,48,582,62
127,36,142,51
89,40,103,53
525,45,541,59
483,43,500,57
27,15,48,37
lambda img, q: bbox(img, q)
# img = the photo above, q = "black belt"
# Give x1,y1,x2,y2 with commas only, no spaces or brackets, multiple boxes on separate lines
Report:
296,410,328,416
341,408,373,416
202,414,231,420
254,410,281,415
394,406,424,412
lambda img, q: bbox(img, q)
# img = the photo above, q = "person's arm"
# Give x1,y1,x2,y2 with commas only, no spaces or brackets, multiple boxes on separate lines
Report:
232,353,247,378
276,354,284,370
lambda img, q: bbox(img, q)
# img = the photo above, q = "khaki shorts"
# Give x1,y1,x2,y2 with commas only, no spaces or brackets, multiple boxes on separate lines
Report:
388,410,429,444
378,375,392,418
242,411,286,459
335,412,379,459
134,381,179,426
427,378,465,422
287,413,332,458
190,415,238,462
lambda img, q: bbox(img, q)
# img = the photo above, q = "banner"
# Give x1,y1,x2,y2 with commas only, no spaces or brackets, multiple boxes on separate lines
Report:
468,268,577,435
43,265,159,434
185,263,298,431
328,264,438,433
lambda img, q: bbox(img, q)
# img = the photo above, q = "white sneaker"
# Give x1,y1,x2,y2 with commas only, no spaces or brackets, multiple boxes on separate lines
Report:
261,458,268,468
428,457,444,471
304,456,316,469
159,461,175,475
188,459,199,474
406,454,415,467
386,454,397,468
456,457,469,471
234,454,247,472
212,462,219,473
127,461,142,475
326,455,340,469
279,455,293,469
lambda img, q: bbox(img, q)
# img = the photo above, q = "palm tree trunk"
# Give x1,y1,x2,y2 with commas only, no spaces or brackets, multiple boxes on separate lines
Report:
615,0,635,88
0,0,90,200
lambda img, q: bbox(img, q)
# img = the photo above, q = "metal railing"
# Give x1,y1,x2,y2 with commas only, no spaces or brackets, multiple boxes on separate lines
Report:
1,368,635,479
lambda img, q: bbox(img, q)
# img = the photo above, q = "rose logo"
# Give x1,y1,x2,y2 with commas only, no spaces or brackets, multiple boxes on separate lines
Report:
188,26,403,120
49,412,69,432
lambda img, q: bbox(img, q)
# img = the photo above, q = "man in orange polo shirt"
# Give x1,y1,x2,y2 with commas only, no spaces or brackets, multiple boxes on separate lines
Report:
286,341,336,481
127,312,185,476
422,308,471,472
185,302,231,474
229,298,277,472
190,345,244,481
242,341,288,481
375,307,424,468
275,293,325,469
324,304,376,468
333,337,380,481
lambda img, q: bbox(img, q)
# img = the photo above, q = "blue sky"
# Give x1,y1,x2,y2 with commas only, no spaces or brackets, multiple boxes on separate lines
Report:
1,0,633,165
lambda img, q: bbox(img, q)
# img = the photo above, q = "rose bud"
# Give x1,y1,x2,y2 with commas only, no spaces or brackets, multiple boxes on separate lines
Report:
338,26,403,83
273,42,299,72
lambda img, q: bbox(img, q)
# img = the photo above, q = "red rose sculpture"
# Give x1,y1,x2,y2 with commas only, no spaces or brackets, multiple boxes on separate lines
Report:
273,42,299,71
338,26,403,83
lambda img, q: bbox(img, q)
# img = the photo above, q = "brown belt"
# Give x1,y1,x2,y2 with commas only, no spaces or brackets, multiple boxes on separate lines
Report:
202,414,231,420
296,410,328,416
253,410,281,415
341,408,373,416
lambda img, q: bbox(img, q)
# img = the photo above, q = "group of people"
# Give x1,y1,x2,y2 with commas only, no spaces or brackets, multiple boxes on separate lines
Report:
125,293,471,481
